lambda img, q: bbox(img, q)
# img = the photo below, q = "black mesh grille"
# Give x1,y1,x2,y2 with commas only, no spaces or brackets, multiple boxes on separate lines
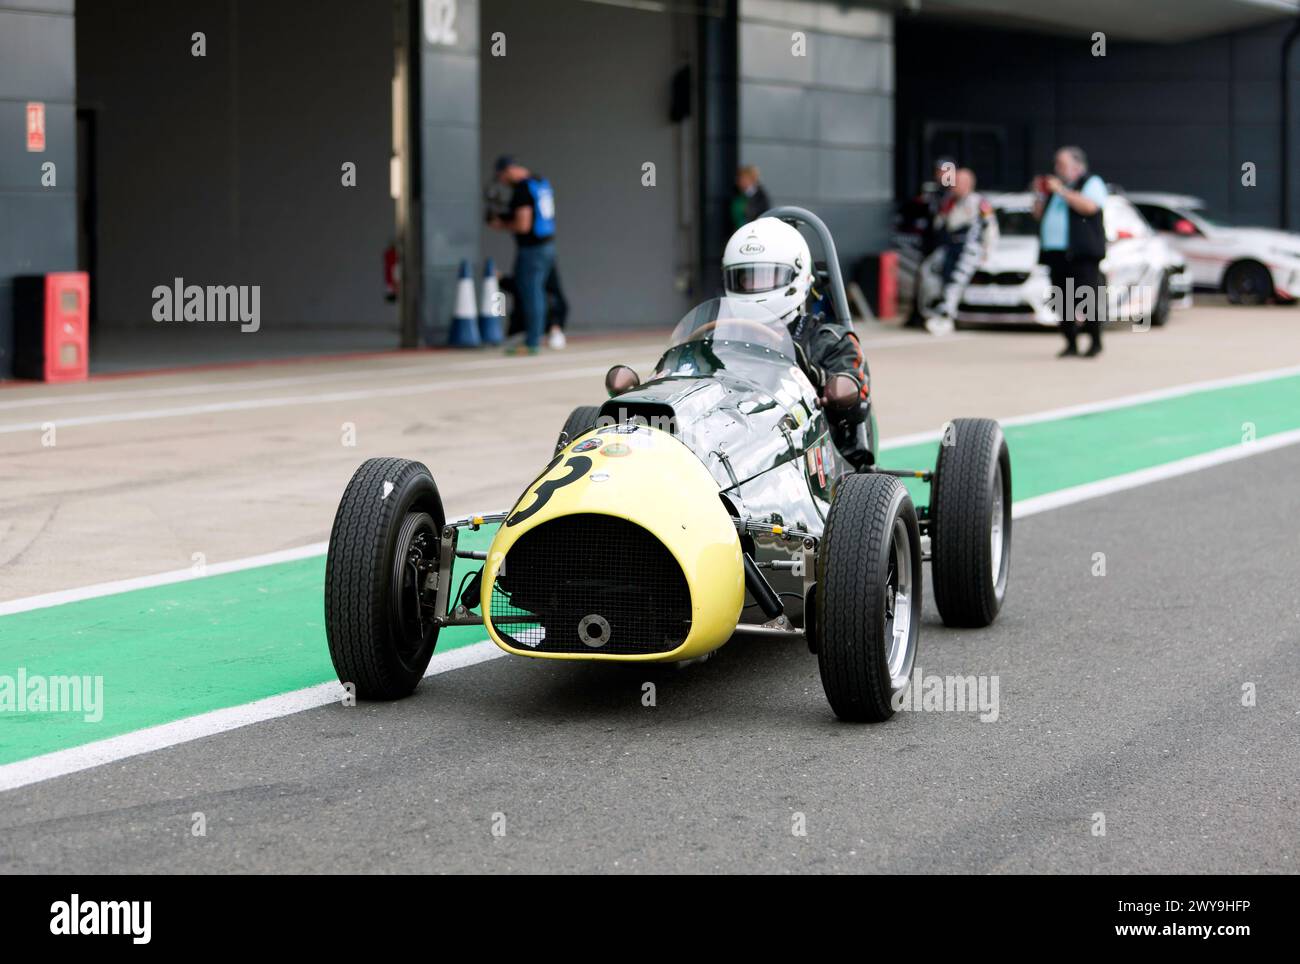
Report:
489,514,692,655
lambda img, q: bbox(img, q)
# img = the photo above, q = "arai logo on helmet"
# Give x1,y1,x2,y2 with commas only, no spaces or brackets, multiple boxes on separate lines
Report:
739,240,765,254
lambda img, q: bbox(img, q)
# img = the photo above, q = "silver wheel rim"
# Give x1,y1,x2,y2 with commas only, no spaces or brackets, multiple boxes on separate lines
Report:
884,516,916,688
990,463,1005,579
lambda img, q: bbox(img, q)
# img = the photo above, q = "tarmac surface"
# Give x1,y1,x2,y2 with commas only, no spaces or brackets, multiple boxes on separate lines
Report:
1,305,1297,873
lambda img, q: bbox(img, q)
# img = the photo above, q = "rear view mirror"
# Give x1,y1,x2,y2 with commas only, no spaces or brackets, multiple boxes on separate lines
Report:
605,365,640,396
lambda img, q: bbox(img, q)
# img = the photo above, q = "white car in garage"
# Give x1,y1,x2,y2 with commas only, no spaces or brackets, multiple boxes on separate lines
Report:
1128,192,1300,305
903,192,1192,328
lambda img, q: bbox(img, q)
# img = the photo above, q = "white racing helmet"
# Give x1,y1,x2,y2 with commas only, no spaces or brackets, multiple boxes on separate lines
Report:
722,217,814,322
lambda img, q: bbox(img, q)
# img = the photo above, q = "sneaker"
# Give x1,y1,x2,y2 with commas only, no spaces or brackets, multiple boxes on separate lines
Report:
1084,342,1103,357
1057,344,1079,358
504,344,539,357
547,328,567,350
924,314,955,336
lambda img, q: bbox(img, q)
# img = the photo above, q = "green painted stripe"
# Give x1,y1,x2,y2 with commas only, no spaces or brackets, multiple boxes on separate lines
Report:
889,374,1300,505
2,373,1299,765
0,527,495,765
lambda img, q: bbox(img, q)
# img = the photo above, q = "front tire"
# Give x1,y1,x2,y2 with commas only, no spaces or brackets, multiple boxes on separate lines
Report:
815,473,922,722
930,418,1011,627
324,457,445,699
556,404,602,453
1225,261,1273,306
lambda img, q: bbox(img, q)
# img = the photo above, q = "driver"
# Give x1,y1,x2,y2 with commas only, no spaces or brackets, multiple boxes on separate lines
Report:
722,217,872,470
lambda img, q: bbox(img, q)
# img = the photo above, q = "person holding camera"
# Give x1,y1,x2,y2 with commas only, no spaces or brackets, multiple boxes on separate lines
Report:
1034,146,1108,357
488,155,557,356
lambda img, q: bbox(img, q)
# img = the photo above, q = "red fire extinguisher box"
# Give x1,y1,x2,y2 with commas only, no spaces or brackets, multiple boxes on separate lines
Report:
13,272,89,382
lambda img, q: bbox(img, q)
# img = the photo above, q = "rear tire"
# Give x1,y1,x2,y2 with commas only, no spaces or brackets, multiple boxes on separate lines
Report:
324,457,445,699
556,404,602,453
1225,261,1273,306
930,418,1011,628
815,473,922,722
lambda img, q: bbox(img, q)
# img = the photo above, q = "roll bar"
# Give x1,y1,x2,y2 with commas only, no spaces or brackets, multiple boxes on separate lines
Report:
760,205,852,327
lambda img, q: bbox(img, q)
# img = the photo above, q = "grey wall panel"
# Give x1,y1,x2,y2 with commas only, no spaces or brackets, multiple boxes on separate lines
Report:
0,0,77,372
741,0,889,40
424,124,481,202
0,193,78,278
811,34,890,93
817,146,891,202
0,7,75,100
418,0,481,343
422,50,479,127
816,89,891,148
741,82,816,142
740,22,815,85
737,0,895,266
739,139,817,192
423,197,479,267
0,99,75,193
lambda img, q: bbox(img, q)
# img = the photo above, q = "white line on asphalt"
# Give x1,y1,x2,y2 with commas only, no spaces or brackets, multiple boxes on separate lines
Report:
0,329,974,426
881,362,1300,449
3,384,1300,792
0,344,653,413
0,641,504,793
0,364,621,435
1012,427,1300,519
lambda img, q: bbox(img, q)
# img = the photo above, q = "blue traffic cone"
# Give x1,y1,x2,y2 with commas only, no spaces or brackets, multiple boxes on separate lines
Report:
448,259,480,347
478,259,504,345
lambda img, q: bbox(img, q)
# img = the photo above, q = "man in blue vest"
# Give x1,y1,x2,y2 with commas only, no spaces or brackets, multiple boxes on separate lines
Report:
489,155,557,356
1034,146,1109,357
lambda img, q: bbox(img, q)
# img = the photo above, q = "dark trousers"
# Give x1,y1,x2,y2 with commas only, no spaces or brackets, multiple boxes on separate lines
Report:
513,241,556,349
1044,252,1104,350
504,264,567,336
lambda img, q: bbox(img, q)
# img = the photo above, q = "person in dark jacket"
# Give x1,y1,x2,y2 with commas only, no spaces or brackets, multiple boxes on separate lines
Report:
730,165,772,231
1034,146,1109,357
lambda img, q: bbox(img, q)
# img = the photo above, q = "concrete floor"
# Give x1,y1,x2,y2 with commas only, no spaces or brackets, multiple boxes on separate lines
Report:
2,304,1299,600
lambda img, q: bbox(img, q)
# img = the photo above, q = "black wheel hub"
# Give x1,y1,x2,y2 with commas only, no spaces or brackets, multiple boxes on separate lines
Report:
391,512,439,660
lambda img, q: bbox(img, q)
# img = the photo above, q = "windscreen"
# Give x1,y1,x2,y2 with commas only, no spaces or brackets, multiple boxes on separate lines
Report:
667,297,796,362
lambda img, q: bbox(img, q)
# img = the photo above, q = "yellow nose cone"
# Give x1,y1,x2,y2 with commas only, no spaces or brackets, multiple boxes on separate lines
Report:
482,424,745,660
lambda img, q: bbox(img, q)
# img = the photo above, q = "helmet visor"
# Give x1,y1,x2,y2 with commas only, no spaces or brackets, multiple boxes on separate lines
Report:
723,262,796,295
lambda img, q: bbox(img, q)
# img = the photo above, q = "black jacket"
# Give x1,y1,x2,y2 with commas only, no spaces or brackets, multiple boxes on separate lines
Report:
1064,174,1107,262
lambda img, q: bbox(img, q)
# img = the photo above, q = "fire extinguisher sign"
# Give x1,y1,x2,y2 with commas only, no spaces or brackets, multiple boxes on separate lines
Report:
26,102,45,152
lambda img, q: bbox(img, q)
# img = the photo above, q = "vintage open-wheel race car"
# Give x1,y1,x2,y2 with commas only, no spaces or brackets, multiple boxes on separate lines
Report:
323,208,1011,721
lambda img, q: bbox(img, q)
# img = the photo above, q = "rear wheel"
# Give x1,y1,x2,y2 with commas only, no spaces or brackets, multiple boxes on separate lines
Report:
324,457,445,699
1225,261,1273,306
556,404,602,453
930,418,1011,627
815,473,922,722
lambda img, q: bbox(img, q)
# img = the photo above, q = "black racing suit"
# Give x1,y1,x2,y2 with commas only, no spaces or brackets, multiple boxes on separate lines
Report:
788,310,872,470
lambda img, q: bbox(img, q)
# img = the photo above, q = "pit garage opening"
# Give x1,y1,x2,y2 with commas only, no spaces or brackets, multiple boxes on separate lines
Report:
478,0,702,335
75,0,398,371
